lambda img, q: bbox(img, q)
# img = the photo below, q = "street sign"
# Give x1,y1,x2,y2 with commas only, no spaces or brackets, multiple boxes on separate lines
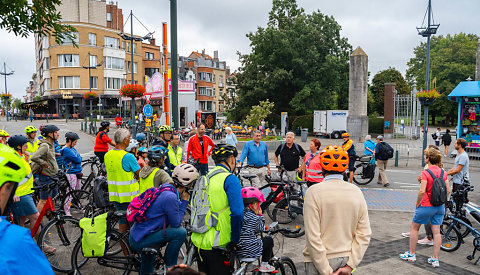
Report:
143,104,153,118
144,94,152,104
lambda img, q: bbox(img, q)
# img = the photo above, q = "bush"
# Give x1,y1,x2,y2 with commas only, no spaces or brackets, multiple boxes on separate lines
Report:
369,117,384,134
292,115,313,132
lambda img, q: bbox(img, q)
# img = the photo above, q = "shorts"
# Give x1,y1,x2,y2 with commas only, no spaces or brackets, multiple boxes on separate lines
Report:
34,174,58,200
348,157,355,171
95,151,107,163
413,205,445,225
114,202,130,224
10,194,38,217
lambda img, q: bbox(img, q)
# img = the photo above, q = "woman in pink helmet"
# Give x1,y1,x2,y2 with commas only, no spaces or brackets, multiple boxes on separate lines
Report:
236,187,275,273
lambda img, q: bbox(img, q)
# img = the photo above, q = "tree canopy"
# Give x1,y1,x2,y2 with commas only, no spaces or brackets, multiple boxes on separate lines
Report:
370,67,410,116
232,0,351,125
406,33,479,124
0,0,76,44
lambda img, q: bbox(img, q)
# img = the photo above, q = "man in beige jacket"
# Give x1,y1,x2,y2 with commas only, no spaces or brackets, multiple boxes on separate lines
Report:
304,145,371,275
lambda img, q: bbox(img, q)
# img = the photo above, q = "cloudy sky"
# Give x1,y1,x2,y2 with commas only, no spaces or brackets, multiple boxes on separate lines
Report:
0,0,478,99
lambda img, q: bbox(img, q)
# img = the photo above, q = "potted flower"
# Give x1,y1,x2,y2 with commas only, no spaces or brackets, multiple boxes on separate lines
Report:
1,93,12,100
416,89,440,106
83,91,98,100
119,84,146,98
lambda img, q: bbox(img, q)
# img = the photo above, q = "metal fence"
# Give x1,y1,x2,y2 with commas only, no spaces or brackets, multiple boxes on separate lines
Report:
393,90,422,140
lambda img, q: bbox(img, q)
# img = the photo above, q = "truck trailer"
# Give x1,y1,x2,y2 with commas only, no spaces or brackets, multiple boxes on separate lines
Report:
313,110,348,139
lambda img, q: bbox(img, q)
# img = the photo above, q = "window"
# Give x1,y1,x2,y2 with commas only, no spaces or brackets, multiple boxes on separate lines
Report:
127,62,138,73
107,13,112,21
200,101,213,111
90,76,98,89
43,57,49,70
105,56,124,70
39,66,43,78
44,78,50,91
89,55,97,67
219,75,224,87
60,32,79,44
104,36,119,48
104,77,124,90
126,42,137,53
42,37,49,48
145,68,159,78
89,33,96,46
199,87,213,97
58,54,79,67
145,52,154,60
122,41,125,49
59,76,80,89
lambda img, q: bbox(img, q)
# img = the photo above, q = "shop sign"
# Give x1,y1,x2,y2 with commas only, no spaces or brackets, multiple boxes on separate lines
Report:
62,91,73,99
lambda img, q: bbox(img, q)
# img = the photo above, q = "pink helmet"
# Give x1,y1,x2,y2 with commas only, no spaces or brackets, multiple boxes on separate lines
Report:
241,187,265,204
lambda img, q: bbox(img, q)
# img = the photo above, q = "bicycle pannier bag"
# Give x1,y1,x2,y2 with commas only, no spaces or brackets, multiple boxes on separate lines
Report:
426,169,447,206
79,212,108,257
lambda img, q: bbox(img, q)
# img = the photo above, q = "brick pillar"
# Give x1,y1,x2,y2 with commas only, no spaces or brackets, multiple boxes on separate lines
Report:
384,83,395,138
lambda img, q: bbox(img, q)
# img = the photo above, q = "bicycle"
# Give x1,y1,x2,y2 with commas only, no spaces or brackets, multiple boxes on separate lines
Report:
350,155,376,185
233,221,298,275
31,180,82,273
444,184,474,238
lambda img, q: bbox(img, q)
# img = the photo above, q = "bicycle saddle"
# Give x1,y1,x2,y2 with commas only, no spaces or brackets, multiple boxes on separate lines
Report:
470,210,480,224
113,211,126,219
239,258,257,263
242,175,257,180
142,248,159,255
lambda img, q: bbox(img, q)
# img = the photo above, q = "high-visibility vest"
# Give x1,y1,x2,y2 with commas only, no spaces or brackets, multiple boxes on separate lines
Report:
26,139,39,161
15,157,34,197
191,166,231,250
304,152,324,183
104,150,139,203
167,144,183,167
139,167,159,194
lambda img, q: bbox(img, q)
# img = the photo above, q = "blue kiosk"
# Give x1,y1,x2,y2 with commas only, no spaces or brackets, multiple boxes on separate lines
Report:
448,81,480,147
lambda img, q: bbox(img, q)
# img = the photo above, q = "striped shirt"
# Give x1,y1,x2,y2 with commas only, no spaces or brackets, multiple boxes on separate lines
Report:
237,210,264,259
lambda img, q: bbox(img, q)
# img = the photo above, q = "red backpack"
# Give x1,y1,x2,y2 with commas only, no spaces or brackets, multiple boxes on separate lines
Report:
126,185,177,223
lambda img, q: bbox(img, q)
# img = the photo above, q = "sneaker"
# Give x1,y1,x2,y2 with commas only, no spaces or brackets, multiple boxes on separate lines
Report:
383,183,390,187
418,237,434,246
377,182,383,185
399,251,416,262
259,264,275,273
401,232,410,238
428,257,439,268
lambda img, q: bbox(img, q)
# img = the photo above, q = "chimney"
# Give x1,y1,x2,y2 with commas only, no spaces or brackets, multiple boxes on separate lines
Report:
201,49,205,58
150,38,156,45
476,39,480,81
214,50,219,61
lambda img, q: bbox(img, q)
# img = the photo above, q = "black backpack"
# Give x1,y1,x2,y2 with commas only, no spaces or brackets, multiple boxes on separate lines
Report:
426,169,447,206
380,142,394,159
93,176,112,208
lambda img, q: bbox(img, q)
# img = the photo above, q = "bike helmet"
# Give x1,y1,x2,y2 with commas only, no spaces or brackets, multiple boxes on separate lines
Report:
0,144,27,215
158,125,173,133
25,126,38,135
241,186,266,205
0,130,10,137
147,146,168,162
138,147,148,154
172,163,199,187
342,132,350,138
39,124,46,131
136,133,146,141
41,125,60,137
7,135,29,149
101,121,110,128
65,132,80,140
319,145,349,173
126,139,139,152
212,144,238,163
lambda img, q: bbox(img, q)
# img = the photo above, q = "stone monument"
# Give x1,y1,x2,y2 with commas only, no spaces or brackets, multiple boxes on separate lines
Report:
347,47,369,142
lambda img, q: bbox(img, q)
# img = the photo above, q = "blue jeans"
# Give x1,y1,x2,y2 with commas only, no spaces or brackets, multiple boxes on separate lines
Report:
194,163,209,176
129,227,187,274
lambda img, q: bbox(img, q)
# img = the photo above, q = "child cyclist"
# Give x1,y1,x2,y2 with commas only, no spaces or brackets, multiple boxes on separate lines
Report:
237,187,275,272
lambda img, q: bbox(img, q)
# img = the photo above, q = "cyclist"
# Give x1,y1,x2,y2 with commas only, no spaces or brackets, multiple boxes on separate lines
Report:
7,135,40,238
186,123,215,176
94,121,116,163
341,132,356,183
104,128,140,233
115,114,122,128
301,138,324,187
25,126,39,160
167,132,183,171
129,163,198,274
136,133,146,147
137,147,148,169
0,129,9,145
139,146,173,193
61,132,82,216
303,145,371,275
153,125,174,172
126,139,145,169
53,138,64,170
191,144,244,275
0,144,54,274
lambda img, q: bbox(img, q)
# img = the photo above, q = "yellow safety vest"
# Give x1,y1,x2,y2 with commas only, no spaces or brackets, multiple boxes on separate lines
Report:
105,150,139,203
26,139,39,161
167,144,183,168
139,167,159,194
15,157,34,197
191,166,232,250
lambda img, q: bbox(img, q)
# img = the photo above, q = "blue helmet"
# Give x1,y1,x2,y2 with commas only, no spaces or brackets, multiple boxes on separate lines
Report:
136,133,146,141
138,147,148,153
147,146,168,163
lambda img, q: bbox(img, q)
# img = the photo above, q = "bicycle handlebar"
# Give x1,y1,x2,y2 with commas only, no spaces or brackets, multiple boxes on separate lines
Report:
31,181,58,192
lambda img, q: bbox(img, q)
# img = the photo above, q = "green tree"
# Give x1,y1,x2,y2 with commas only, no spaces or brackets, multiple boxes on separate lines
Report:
244,99,274,129
406,33,478,125
233,0,351,125
370,67,410,116
12,98,22,109
0,0,76,44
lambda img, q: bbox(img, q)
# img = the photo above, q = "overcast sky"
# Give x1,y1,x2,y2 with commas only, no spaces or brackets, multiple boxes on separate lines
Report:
0,0,479,99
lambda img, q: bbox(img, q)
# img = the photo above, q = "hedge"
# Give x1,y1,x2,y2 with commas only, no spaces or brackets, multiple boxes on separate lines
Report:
369,117,384,134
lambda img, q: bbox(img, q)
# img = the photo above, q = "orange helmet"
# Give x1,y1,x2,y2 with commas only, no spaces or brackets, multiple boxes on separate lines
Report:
341,132,350,138
319,145,349,173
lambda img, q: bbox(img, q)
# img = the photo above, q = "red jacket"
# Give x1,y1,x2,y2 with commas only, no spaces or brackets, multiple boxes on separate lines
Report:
186,134,215,164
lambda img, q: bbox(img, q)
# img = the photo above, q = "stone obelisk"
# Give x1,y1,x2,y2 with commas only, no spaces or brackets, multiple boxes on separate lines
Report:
347,47,369,142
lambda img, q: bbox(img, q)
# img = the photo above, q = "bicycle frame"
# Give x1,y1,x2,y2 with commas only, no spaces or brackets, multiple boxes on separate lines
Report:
445,215,480,243
31,197,55,237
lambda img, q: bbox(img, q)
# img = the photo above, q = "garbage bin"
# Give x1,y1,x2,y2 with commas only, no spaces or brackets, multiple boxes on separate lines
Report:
301,128,308,142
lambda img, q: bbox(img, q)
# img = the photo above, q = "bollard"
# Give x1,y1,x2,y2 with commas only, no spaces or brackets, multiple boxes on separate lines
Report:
81,121,83,131
46,114,49,122
394,150,399,167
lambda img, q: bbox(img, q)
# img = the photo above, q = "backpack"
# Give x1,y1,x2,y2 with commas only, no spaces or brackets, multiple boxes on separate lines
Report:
79,212,109,257
431,133,437,140
126,185,176,223
190,169,229,234
280,142,300,155
93,176,111,208
426,169,447,206
381,142,394,159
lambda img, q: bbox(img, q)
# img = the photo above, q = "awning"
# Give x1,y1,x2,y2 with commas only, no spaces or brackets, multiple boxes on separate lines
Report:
448,81,480,101
20,99,50,109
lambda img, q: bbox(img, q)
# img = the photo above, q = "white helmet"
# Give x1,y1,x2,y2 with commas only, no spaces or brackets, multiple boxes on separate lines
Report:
173,163,199,187
126,139,139,152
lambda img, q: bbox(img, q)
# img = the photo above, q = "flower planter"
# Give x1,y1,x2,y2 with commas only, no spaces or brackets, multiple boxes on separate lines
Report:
418,97,435,106
119,84,146,98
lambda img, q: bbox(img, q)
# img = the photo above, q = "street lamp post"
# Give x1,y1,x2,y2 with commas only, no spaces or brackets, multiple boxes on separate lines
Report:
170,0,179,129
82,52,103,133
417,0,439,166
0,62,14,122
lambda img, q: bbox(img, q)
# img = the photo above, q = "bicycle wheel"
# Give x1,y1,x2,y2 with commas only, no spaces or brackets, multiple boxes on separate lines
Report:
440,221,462,252
454,216,472,238
352,164,374,185
61,190,93,220
276,257,297,275
271,197,305,238
72,229,134,275
37,216,82,272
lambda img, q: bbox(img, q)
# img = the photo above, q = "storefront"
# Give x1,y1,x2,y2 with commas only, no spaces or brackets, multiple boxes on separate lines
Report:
448,81,480,147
